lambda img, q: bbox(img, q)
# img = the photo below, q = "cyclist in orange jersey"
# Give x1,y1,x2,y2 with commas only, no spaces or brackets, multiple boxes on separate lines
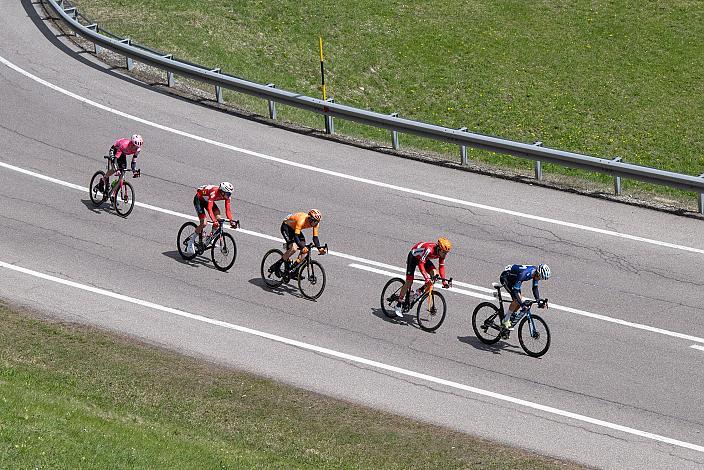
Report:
268,209,327,276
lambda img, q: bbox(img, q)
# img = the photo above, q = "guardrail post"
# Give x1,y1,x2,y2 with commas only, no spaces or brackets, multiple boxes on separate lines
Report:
266,84,277,119
119,39,133,70
459,127,468,165
612,157,623,195
324,98,334,135
390,113,399,150
533,141,543,181
210,69,223,103
63,7,77,19
161,55,174,86
699,174,704,215
86,24,100,52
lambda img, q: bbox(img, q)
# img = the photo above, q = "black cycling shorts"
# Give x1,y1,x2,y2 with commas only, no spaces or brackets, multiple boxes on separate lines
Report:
193,195,219,219
500,271,521,302
281,222,305,249
405,251,435,281
109,146,128,171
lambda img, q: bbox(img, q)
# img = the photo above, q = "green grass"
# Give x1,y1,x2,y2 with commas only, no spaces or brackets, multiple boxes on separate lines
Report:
66,0,704,203
0,303,585,469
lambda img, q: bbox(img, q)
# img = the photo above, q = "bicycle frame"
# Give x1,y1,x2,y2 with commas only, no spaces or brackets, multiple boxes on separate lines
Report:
492,284,538,333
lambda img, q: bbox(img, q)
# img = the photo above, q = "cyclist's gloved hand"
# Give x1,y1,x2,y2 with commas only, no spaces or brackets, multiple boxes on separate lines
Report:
132,169,140,178
442,279,450,289
318,246,327,255
301,247,309,254
538,299,548,309
212,221,220,230
230,220,239,229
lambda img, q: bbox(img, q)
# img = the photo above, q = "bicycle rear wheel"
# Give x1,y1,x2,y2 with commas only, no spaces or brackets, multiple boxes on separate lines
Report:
89,171,107,206
113,181,135,217
211,232,237,271
518,314,551,357
471,302,503,344
298,260,326,300
260,249,284,288
380,278,405,318
416,291,446,332
176,222,198,260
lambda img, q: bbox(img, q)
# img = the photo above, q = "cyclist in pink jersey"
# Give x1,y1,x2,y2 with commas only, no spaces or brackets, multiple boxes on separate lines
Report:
96,134,143,194
394,238,452,318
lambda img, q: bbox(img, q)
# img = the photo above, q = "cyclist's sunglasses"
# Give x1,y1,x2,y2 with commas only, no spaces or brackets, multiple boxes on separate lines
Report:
222,191,232,198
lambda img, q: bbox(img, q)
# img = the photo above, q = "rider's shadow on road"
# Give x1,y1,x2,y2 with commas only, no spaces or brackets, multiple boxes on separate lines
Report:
370,307,425,330
81,198,113,215
162,250,219,270
457,336,524,356
247,278,303,299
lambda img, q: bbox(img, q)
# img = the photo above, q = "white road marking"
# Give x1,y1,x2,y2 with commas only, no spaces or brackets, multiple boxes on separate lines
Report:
2,159,703,346
0,260,702,455
691,345,704,352
1,54,703,255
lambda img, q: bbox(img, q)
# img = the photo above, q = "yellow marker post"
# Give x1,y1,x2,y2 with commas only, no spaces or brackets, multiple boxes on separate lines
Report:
319,36,327,101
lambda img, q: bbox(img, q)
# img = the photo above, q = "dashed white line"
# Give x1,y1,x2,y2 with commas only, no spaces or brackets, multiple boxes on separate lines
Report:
1,54,703,255
691,345,704,352
0,259,702,454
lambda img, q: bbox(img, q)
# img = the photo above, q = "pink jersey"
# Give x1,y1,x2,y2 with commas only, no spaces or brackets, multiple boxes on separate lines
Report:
113,138,141,158
410,241,446,281
196,185,233,223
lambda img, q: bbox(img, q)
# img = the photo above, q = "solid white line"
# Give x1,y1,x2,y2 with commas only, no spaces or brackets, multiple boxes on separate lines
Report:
3,160,704,345
348,263,704,345
1,54,703,256
0,260,702,454
691,345,704,352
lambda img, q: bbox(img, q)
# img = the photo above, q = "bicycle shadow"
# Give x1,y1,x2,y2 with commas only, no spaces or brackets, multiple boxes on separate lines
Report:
81,198,113,215
162,250,218,270
247,277,305,299
369,307,425,330
457,335,524,356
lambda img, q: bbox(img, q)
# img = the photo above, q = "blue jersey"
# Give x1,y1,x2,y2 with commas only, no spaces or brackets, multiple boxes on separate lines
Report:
500,264,540,301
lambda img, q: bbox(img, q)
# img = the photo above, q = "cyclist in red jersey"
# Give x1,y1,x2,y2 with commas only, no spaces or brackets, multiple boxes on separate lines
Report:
394,238,452,318
96,134,143,194
186,182,237,254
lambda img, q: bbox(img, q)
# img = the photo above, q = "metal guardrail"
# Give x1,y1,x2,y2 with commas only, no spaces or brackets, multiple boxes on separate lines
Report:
45,0,704,213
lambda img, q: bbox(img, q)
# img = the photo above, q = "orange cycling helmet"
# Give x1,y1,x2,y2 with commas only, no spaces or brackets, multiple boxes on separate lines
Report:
437,237,452,252
308,209,322,221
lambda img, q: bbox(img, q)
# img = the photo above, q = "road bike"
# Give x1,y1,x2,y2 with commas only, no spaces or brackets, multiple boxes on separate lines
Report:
176,218,239,272
380,275,452,332
89,155,138,217
472,282,551,357
260,243,328,300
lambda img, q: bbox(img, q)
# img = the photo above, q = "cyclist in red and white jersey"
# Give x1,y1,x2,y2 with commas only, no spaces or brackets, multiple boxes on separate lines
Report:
186,182,237,254
96,134,143,193
394,238,452,317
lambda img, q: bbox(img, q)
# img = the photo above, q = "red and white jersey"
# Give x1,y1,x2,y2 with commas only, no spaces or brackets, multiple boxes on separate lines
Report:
410,241,446,280
196,185,233,222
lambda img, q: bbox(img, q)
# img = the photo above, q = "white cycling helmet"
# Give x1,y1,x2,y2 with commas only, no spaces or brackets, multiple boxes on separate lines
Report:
537,264,551,280
131,134,144,147
219,181,234,195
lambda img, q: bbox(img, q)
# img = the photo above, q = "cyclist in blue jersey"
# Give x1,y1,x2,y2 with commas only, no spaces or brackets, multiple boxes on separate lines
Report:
499,264,551,332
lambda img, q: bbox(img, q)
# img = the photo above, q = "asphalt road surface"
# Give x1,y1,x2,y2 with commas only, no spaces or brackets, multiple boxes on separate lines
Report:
1,2,703,468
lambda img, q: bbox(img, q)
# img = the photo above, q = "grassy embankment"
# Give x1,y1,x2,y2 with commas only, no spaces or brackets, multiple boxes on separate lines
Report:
0,304,584,468
68,0,704,204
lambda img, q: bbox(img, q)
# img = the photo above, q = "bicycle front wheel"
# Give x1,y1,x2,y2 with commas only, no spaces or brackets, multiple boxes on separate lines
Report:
298,260,326,300
380,278,405,318
113,181,135,217
416,291,446,332
260,249,284,288
89,171,107,206
471,302,503,344
518,314,551,357
211,232,237,271
177,222,198,260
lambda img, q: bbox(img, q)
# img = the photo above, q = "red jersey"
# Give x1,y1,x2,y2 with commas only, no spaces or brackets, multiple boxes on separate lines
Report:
410,241,446,281
196,185,233,223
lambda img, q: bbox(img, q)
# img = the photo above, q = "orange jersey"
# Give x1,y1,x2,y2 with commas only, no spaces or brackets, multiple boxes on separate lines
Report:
284,212,319,237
